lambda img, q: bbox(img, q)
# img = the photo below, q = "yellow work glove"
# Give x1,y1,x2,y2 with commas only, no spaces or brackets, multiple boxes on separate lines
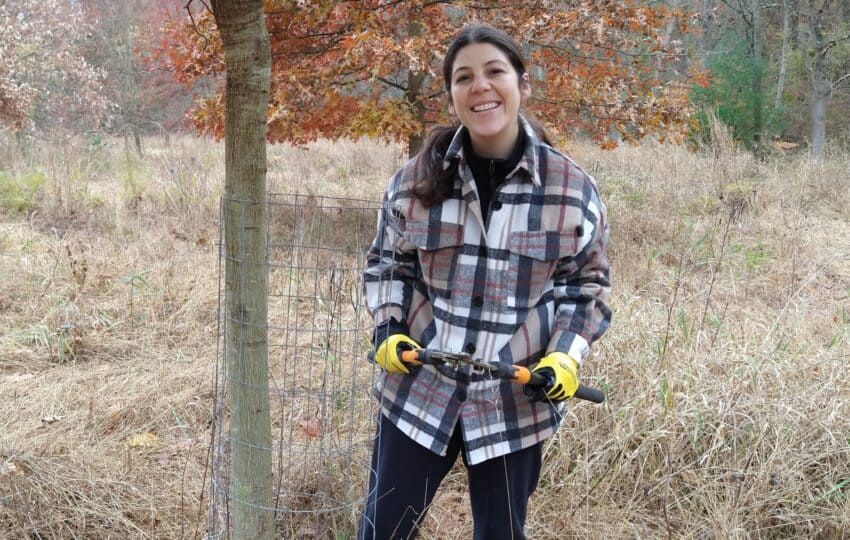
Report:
532,352,580,401
374,334,421,375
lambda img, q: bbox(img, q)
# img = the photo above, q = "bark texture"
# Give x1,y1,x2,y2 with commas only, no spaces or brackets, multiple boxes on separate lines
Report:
209,1,274,538
806,2,831,157
406,12,426,158
775,0,790,110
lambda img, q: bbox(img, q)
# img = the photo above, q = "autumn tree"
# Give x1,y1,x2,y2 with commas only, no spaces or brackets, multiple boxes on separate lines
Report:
0,0,108,133
159,0,697,156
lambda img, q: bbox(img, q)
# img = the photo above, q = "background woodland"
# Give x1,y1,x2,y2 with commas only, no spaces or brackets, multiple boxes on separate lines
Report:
1,0,849,155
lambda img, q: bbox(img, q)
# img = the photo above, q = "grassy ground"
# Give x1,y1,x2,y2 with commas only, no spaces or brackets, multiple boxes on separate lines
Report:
0,130,848,538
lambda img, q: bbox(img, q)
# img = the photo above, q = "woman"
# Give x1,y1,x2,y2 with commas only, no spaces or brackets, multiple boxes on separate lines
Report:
361,23,611,539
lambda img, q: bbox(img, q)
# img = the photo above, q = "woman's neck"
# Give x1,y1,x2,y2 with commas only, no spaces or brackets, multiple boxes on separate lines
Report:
467,121,520,159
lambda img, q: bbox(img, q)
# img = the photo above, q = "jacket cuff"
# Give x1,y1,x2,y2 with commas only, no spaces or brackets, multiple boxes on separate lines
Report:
547,333,590,366
372,318,410,347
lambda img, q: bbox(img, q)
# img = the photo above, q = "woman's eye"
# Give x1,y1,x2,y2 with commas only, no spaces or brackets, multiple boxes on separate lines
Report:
455,75,469,83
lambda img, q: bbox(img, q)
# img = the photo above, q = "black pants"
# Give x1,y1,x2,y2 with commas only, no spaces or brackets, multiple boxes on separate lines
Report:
359,414,542,540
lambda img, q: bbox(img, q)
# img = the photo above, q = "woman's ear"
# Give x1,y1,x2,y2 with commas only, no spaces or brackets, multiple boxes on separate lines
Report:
448,100,455,116
520,73,532,105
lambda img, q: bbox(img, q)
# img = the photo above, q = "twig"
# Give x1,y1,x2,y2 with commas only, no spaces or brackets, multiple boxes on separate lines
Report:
185,1,210,52
659,243,686,369
697,213,732,339
663,443,673,540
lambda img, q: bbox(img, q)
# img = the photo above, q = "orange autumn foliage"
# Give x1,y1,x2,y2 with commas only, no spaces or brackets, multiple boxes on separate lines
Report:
158,0,700,153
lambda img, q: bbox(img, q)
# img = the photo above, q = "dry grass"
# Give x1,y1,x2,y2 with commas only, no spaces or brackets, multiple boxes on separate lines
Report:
0,130,848,539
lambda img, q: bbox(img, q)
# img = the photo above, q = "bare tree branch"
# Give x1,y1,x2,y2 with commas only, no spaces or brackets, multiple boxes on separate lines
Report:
377,76,407,91
824,32,850,51
833,72,850,89
185,0,210,52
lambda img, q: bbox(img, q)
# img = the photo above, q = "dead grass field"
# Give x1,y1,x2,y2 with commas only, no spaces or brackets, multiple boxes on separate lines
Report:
0,130,848,539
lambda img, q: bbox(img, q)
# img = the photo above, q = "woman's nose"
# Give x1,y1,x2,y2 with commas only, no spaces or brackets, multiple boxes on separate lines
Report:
471,75,491,93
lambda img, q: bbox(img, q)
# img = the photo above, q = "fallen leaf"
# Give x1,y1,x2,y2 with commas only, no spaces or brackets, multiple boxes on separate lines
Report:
0,458,31,476
773,140,798,150
128,432,160,448
0,461,17,475
297,417,322,438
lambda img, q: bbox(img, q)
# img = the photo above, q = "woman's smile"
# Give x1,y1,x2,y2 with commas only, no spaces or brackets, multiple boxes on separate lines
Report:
471,101,501,112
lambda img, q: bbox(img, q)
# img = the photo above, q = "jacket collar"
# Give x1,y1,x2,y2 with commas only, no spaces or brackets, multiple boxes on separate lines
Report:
442,114,543,187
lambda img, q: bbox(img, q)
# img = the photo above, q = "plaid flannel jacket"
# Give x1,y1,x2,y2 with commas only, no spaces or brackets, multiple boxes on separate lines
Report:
363,117,611,465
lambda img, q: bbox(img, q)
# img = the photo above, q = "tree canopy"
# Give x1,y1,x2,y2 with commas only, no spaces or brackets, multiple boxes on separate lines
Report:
159,0,699,153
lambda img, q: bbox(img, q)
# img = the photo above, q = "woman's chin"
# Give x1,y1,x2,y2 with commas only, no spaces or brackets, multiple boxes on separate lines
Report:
468,124,507,140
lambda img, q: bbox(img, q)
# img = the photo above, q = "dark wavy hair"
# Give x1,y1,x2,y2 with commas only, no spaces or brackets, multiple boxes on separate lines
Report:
411,23,551,207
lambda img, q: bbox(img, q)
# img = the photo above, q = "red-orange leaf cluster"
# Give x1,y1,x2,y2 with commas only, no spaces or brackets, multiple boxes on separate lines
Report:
157,0,701,153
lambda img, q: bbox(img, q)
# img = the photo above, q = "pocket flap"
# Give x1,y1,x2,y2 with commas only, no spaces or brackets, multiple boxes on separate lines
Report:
509,230,580,261
403,220,464,251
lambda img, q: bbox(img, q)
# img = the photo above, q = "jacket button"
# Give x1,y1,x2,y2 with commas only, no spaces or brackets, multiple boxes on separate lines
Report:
492,200,503,211
464,343,476,354
472,295,484,308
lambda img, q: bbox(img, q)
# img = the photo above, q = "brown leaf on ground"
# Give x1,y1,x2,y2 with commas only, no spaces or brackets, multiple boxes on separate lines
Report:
127,432,160,448
297,417,322,438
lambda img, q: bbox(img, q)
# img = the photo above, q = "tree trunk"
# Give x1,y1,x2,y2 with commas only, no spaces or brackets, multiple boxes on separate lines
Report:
124,0,143,157
750,0,763,150
133,126,143,156
775,0,790,110
406,12,426,159
406,68,426,158
807,2,830,158
210,1,275,539
791,2,800,47
811,91,827,157
698,0,713,66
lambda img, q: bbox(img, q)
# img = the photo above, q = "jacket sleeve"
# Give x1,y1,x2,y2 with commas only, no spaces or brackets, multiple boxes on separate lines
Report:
363,171,419,346
547,182,612,365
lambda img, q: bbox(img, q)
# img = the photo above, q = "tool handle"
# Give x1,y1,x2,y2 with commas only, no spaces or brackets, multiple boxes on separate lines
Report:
574,385,605,403
400,349,425,365
516,366,605,404
382,349,606,404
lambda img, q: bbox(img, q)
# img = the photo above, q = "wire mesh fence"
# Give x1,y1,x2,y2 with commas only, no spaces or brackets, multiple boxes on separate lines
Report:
210,193,381,538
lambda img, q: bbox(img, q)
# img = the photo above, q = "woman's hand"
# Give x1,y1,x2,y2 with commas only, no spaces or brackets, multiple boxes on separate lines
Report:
374,334,421,374
531,352,579,400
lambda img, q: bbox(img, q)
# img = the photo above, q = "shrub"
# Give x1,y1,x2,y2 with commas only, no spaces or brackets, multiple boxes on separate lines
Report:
0,170,47,215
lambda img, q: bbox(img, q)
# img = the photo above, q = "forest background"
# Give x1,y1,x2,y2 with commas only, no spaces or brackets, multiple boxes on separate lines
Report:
0,0,848,538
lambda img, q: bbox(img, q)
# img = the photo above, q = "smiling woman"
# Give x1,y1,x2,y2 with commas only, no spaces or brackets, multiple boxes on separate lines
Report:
360,23,612,540
448,42,531,158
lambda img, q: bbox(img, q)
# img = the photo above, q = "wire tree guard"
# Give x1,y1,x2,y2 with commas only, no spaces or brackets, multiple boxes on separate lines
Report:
210,193,382,538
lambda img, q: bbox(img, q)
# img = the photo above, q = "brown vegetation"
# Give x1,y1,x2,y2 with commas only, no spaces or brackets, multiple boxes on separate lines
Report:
0,131,848,538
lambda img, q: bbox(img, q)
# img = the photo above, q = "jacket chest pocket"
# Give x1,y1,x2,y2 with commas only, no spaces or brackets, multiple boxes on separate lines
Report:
506,230,580,309
403,220,465,299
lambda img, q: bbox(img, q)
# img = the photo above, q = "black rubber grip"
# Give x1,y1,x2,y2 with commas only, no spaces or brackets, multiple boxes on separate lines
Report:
574,384,605,403
527,371,549,387
524,370,605,404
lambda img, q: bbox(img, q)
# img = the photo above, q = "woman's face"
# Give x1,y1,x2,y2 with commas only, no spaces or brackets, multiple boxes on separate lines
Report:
449,42,530,158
